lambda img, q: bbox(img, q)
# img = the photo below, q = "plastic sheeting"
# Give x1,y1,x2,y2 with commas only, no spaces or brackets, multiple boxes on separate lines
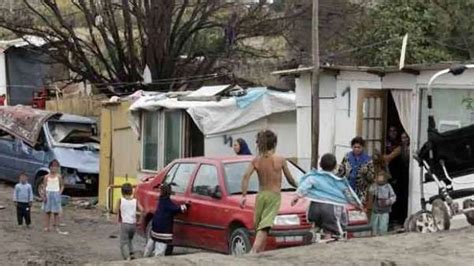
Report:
129,89,296,136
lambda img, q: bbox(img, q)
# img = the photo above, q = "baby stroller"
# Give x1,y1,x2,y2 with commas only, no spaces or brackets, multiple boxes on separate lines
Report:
405,64,474,233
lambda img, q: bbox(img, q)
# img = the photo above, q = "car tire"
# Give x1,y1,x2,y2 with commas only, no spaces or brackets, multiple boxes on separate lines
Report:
146,219,174,256
229,228,251,256
431,199,451,230
33,175,44,196
463,199,474,226
404,212,418,232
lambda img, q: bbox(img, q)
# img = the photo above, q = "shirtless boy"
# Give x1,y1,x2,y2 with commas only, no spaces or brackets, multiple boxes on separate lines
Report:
240,130,298,254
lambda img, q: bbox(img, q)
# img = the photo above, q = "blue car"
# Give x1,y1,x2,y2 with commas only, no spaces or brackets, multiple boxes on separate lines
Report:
0,106,100,195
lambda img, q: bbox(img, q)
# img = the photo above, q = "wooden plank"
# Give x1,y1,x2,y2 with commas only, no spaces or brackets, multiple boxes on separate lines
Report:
98,107,112,208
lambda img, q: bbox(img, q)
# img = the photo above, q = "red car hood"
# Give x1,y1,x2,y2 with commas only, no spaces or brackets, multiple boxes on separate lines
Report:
227,192,310,214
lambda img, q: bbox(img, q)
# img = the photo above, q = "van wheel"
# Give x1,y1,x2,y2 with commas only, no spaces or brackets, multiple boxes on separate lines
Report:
229,228,251,256
146,219,174,256
33,176,44,196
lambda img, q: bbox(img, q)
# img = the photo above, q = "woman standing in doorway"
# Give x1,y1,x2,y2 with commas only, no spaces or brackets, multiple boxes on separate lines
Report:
384,132,410,225
338,137,375,206
233,138,252,155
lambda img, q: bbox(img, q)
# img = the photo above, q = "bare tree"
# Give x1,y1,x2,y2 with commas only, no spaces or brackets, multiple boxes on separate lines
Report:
0,0,304,93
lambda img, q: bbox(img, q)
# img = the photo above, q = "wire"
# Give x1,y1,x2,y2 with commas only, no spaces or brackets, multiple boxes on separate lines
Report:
0,73,227,89
320,36,403,60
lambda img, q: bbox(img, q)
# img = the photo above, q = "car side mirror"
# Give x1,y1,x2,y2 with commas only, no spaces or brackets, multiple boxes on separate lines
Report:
211,185,222,199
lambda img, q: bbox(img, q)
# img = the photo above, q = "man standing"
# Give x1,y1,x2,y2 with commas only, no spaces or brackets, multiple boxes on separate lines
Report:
240,130,298,254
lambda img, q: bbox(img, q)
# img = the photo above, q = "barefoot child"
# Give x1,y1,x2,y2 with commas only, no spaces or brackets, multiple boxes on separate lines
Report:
144,183,188,257
115,183,142,260
370,171,396,236
13,173,33,228
240,130,298,253
41,160,65,233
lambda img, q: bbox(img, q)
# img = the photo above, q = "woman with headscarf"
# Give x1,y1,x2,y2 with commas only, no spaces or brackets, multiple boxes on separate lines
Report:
233,138,252,155
337,136,375,206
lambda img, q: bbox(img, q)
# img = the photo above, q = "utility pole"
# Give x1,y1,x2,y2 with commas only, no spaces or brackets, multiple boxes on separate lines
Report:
311,0,320,169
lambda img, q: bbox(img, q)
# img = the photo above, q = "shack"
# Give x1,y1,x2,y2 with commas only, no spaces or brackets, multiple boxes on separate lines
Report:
98,99,140,210
128,85,297,180
273,63,474,222
0,36,69,106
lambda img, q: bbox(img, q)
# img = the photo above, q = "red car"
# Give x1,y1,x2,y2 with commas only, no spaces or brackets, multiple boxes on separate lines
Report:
136,156,371,255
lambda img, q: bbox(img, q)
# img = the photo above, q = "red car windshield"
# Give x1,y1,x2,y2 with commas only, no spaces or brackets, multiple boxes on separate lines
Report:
224,160,305,195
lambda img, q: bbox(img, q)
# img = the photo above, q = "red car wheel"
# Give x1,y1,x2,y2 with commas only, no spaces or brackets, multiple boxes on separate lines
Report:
229,228,251,256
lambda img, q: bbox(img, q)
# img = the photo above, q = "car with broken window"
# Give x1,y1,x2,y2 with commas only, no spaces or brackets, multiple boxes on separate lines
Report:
136,156,371,255
0,106,100,195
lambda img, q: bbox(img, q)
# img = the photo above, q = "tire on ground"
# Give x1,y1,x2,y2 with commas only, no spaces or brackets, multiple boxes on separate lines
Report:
229,228,251,256
404,212,418,232
431,199,451,230
463,199,474,226
33,175,44,196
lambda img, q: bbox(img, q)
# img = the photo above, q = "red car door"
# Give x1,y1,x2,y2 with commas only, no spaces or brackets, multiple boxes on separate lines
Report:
161,162,198,248
186,163,228,252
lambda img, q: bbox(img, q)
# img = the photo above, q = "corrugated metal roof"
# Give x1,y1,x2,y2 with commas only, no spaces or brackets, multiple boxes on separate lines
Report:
272,62,473,76
0,35,47,50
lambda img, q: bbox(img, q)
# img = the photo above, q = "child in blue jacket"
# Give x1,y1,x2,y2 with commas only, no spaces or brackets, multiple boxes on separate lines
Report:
144,183,187,257
292,153,363,240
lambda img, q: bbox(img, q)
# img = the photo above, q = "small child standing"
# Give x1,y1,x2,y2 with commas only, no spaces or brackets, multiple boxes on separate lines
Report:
41,160,65,233
369,171,396,236
13,173,33,227
115,183,141,260
144,183,187,257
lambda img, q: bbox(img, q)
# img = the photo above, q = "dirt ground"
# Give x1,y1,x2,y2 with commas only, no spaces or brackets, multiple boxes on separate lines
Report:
93,226,474,266
0,182,199,265
1,181,473,266
0,182,133,265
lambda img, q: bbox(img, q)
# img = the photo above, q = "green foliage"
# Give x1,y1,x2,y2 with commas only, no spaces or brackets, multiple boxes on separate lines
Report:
343,0,474,66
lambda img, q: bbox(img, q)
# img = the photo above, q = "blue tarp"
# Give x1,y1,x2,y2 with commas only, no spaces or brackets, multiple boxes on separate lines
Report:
235,87,267,109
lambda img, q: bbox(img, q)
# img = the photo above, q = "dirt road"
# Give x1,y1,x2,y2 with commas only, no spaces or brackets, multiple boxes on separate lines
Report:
1,181,473,266
0,182,144,265
93,226,474,266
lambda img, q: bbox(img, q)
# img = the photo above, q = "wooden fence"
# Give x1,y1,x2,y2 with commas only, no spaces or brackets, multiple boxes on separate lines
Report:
45,96,105,117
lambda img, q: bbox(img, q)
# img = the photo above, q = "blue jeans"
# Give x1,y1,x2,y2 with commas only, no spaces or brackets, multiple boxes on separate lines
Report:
371,212,389,236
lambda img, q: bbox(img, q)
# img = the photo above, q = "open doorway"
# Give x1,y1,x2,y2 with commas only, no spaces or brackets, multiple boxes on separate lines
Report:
386,91,410,227
357,89,410,228
184,114,204,158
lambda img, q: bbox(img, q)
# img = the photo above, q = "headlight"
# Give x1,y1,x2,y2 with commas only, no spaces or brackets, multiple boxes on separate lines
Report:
348,210,368,223
273,214,300,226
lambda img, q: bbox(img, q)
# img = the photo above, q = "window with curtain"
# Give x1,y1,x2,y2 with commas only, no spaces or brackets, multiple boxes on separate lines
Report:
142,111,159,171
